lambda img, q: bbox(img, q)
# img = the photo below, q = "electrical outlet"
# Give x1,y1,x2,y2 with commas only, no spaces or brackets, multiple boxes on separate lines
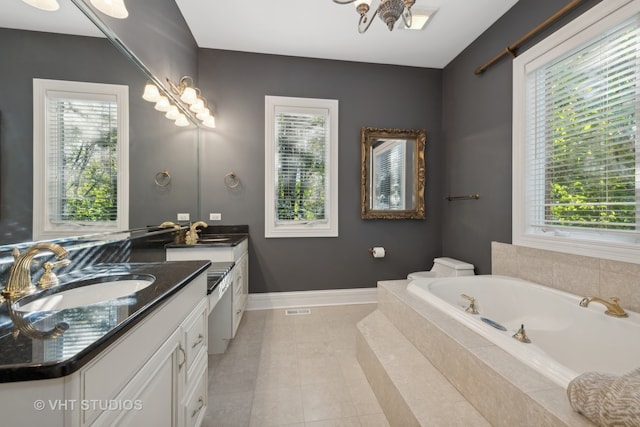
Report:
209,213,222,221
177,213,190,221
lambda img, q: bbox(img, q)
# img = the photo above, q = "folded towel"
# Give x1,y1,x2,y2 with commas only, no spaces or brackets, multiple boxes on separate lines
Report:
567,368,640,426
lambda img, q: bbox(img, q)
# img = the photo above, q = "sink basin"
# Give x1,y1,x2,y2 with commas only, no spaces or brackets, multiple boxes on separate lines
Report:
14,274,156,313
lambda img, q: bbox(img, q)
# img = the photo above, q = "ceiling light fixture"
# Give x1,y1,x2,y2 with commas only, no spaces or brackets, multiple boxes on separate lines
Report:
400,8,437,30
333,0,416,33
20,0,59,11
90,0,129,19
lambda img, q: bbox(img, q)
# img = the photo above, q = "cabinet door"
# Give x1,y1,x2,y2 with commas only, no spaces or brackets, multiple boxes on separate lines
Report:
98,329,182,427
113,348,177,427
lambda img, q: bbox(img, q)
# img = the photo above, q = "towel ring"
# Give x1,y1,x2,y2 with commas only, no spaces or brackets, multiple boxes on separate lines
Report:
154,170,172,187
224,172,240,189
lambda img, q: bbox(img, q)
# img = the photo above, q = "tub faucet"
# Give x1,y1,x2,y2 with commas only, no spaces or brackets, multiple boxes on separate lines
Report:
460,294,479,314
2,243,70,299
185,221,208,245
579,296,628,318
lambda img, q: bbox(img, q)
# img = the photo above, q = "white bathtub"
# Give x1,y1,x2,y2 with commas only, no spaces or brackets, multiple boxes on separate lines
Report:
407,275,640,388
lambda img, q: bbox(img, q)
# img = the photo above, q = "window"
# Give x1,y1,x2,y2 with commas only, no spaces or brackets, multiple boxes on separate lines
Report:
265,96,338,238
372,139,407,210
33,79,129,240
513,0,640,263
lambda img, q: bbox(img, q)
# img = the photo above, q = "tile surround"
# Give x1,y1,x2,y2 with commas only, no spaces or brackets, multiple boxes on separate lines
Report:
491,242,640,313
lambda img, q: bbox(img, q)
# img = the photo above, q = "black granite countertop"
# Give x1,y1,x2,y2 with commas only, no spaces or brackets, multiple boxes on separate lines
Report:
165,233,248,248
0,260,210,383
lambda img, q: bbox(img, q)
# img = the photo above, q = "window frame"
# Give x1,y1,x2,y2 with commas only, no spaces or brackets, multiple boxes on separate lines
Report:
264,95,339,238
512,0,640,264
33,78,129,240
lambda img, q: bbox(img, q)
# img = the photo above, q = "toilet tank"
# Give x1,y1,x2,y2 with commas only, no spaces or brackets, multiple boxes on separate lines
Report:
430,257,475,277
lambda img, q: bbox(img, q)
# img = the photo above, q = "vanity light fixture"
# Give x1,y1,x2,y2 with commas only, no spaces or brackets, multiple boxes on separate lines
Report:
20,0,60,11
333,0,418,33
165,105,180,120
90,0,129,19
142,81,161,102
175,114,190,127
154,96,171,112
167,76,216,129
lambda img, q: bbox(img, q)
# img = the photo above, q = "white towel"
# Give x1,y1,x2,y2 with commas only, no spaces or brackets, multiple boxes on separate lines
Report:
567,368,640,426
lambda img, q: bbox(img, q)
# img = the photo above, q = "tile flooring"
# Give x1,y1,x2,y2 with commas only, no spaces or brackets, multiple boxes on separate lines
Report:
203,304,390,427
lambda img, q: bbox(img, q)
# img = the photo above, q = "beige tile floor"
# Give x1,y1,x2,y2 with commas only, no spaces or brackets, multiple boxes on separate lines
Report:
203,304,390,427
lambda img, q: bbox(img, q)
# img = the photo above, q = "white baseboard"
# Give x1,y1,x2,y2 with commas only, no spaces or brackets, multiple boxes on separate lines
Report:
246,287,378,311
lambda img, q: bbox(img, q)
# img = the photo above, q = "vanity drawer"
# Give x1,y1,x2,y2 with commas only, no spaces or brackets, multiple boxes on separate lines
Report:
182,299,208,377
182,359,207,427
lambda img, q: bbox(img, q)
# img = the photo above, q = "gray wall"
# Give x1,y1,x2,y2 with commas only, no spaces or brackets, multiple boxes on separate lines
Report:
198,50,443,293
441,0,603,274
0,28,198,244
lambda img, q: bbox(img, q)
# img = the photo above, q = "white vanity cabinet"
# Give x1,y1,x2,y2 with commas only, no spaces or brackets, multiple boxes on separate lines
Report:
79,273,209,427
166,237,249,340
0,270,209,427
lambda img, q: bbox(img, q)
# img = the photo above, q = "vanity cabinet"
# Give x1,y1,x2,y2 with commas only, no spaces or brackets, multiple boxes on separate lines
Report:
166,237,249,340
80,274,208,427
0,270,208,427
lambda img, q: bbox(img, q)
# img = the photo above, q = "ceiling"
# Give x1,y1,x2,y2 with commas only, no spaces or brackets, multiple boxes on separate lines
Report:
174,0,519,68
2,0,519,69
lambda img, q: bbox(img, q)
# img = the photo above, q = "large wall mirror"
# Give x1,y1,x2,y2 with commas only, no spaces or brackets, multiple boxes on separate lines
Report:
0,0,200,246
361,127,426,220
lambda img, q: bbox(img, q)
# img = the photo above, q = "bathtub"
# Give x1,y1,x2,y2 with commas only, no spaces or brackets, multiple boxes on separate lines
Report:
407,275,640,388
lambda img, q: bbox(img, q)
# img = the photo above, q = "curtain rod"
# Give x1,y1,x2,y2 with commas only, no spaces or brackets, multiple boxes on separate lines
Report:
474,0,585,75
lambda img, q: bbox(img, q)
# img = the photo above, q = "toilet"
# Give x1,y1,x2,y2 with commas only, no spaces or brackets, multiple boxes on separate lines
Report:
407,257,475,280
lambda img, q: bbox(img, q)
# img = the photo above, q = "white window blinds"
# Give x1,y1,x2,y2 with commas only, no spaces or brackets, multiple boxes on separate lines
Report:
525,13,640,236
47,94,119,224
275,107,328,222
372,139,406,210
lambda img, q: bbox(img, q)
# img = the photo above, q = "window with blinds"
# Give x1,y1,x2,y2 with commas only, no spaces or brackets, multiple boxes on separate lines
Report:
33,79,129,240
265,96,338,238
372,139,406,210
513,0,640,263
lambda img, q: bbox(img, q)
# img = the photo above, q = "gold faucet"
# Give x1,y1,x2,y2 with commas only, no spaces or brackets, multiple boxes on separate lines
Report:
579,296,628,318
158,221,181,230
2,243,70,299
185,221,208,245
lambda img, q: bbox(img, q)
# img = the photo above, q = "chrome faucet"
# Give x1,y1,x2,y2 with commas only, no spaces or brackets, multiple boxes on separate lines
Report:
2,243,70,299
579,296,628,318
185,221,208,245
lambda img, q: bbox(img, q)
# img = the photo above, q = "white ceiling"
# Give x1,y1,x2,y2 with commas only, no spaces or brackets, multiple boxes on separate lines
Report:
2,0,519,69
174,0,519,68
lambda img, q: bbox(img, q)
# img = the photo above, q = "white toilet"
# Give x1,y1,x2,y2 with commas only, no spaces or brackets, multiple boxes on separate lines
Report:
407,257,475,280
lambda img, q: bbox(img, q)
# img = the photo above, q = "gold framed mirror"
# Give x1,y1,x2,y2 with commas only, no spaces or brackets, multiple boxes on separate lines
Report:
361,127,426,219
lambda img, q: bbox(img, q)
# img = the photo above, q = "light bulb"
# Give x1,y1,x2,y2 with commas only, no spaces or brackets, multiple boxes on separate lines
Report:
165,105,180,120
189,98,205,113
90,0,129,19
154,96,170,112
180,86,197,104
175,114,190,127
203,115,216,129
21,0,59,11
142,82,160,102
196,108,210,121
